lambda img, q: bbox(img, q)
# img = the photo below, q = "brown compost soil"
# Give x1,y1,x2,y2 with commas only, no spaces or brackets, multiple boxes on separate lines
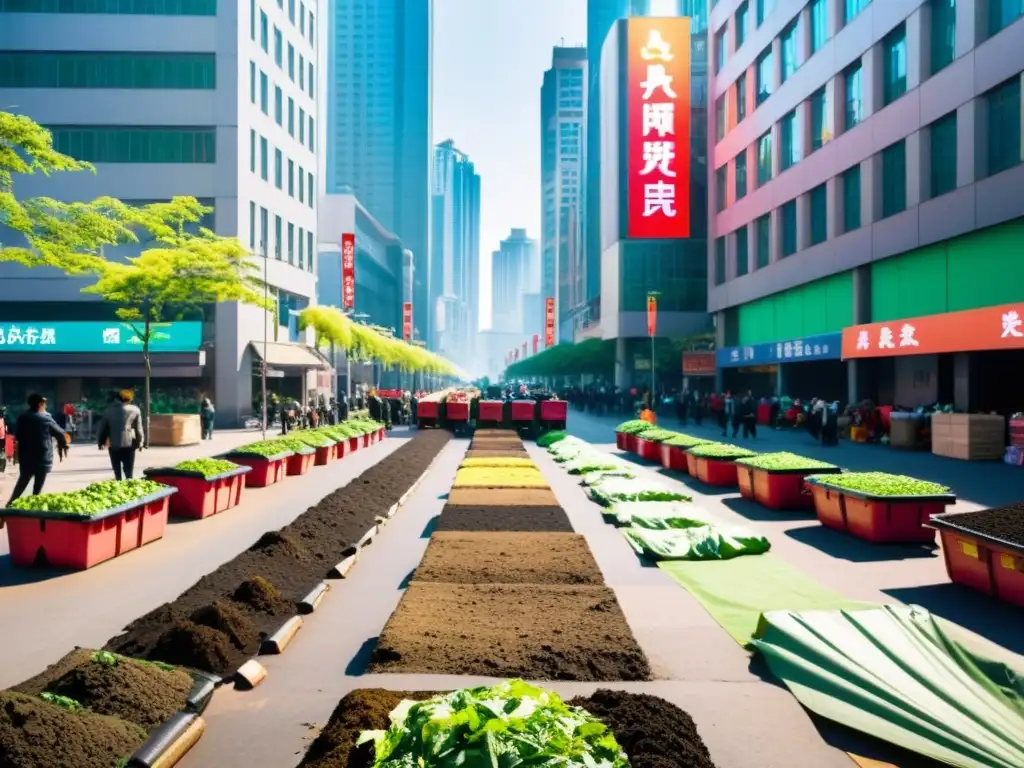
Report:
11,648,193,731
447,487,559,506
434,505,575,532
474,429,519,437
470,439,523,450
103,429,452,675
938,502,1024,545
299,689,714,768
369,583,651,680
0,691,147,768
415,532,602,584
463,450,530,460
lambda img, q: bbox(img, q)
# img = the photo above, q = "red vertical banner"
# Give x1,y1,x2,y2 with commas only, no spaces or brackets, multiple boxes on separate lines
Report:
341,233,356,310
545,297,556,347
402,302,412,341
627,17,691,239
532,334,539,355
647,294,657,336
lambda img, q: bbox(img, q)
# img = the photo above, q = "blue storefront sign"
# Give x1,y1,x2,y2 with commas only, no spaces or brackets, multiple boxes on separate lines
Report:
0,321,203,353
716,332,842,368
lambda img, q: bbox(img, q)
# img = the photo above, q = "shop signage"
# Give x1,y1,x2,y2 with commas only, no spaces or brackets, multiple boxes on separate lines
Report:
401,302,412,341
682,351,715,375
0,321,202,353
545,297,556,347
341,233,355,310
627,17,691,239
841,303,1024,359
646,294,657,336
716,332,842,368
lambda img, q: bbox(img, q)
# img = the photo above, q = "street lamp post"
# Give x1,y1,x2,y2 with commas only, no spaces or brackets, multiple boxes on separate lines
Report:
260,243,269,440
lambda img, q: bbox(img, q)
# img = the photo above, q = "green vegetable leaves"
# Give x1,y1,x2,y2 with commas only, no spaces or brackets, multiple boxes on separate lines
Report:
614,420,654,435
734,452,838,472
808,472,952,498
173,458,241,478
40,692,82,711
685,442,757,459
8,478,166,514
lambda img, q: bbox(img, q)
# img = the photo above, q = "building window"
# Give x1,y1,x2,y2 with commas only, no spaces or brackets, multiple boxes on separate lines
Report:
48,125,216,163
755,47,772,105
715,166,727,212
287,223,294,264
308,172,313,206
307,231,314,272
842,164,861,232
259,207,268,255
844,61,863,129
288,43,295,81
755,214,770,267
756,0,776,26
714,237,727,285
809,87,830,151
735,1,748,47
930,0,956,74
715,26,727,73
288,0,294,22
736,73,748,121
780,200,797,256
735,227,749,276
0,0,217,12
274,215,282,259
715,94,727,141
810,0,828,53
735,151,747,200
989,0,1024,37
299,53,304,89
929,111,958,198
780,17,800,82
780,109,800,171
298,226,304,269
274,86,282,125
809,183,827,245
882,24,907,105
259,71,268,113
308,116,315,151
298,167,304,202
756,130,772,186
288,158,294,196
249,201,256,250
274,148,282,188
249,61,256,102
881,140,907,218
288,97,294,135
985,76,1022,177
844,0,870,24
250,129,256,172
260,136,268,180
308,62,314,97
250,0,255,39
299,107,305,143
0,51,215,89
274,27,282,66
260,10,268,51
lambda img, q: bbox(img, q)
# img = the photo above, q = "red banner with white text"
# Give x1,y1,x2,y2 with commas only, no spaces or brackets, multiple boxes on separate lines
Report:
402,302,412,341
545,297,556,347
341,233,356,310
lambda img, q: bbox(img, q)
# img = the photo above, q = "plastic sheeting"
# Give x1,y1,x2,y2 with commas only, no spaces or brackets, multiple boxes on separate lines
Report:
587,476,690,506
751,605,1024,768
624,525,771,560
612,501,720,529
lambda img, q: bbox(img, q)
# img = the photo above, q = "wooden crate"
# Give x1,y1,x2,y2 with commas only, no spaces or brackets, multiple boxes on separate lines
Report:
931,413,1005,461
148,414,202,446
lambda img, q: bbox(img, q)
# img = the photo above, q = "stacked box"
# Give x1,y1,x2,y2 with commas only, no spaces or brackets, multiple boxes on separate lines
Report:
931,414,1005,461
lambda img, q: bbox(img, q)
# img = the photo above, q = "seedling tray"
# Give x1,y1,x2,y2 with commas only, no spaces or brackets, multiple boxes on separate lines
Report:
736,465,842,511
930,513,1024,608
144,465,251,519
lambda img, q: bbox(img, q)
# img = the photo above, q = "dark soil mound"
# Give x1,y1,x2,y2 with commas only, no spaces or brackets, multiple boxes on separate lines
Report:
45,657,193,730
249,531,309,558
233,576,294,614
939,503,1024,544
568,690,716,768
189,601,260,650
0,691,146,768
151,622,237,673
435,506,574,533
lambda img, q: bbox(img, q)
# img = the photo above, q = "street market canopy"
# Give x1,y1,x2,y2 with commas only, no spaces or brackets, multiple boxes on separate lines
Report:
249,341,329,370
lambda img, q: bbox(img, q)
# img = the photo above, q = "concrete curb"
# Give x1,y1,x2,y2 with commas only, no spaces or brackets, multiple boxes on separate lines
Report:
260,616,303,655
327,552,358,578
127,711,205,768
297,582,330,614
357,525,378,549
234,659,268,690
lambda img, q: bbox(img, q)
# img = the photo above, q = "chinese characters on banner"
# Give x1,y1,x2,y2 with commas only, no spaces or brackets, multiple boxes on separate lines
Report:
0,326,57,346
545,297,556,347
402,302,413,341
682,351,715,375
532,334,539,355
341,233,356,310
840,303,1024,359
647,294,657,336
628,17,691,239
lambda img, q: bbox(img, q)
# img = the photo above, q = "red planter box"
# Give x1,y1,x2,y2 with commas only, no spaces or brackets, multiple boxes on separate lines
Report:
314,444,336,466
216,473,246,511
737,467,841,511
377,427,385,440
479,400,505,423
347,436,360,454
2,487,175,570
511,400,537,422
693,457,739,487
807,482,955,544
635,438,660,463
287,451,316,476
625,434,638,454
930,518,1024,608
230,454,290,488
417,401,439,419
661,444,690,472
615,432,628,451
540,400,567,423
446,402,470,421
144,466,251,519
757,402,772,426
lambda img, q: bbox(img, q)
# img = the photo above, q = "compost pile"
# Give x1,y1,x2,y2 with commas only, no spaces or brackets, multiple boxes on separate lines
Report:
937,502,1024,543
104,429,452,675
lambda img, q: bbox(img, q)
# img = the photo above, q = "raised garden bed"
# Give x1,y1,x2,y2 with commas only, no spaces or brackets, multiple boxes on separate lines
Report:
434,505,574,532
446,487,560,506
733,452,841,510
144,459,251,519
369,582,650,680
476,400,506,424
103,430,452,676
222,443,293,488
805,472,955,544
285,447,317,477
414,532,601,584
539,399,567,428
297,686,714,768
660,434,710,473
510,399,537,422
685,443,757,487
930,503,1024,608
2,481,176,570
614,419,654,453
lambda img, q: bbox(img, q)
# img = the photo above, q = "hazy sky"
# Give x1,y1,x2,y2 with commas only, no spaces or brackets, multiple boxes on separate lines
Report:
433,0,586,329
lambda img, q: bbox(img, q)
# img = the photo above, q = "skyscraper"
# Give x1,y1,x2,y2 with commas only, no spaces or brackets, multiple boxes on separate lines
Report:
540,46,586,344
326,0,432,346
430,139,480,368
491,229,538,335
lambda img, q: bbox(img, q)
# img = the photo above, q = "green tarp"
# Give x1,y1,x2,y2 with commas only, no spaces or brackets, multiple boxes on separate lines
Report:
751,605,1024,768
624,525,771,561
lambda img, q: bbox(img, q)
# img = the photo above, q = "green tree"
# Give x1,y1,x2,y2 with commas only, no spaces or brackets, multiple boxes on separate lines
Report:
84,215,272,445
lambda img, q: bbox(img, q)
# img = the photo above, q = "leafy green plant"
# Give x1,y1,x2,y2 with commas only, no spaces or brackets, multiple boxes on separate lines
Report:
285,431,335,448
357,680,628,768
615,419,654,435
662,433,710,448
588,477,691,506
230,440,293,458
686,442,757,459
91,651,119,667
637,428,677,442
537,430,568,447
172,458,241,478
8,479,166,514
807,472,951,497
734,452,838,472
40,692,83,711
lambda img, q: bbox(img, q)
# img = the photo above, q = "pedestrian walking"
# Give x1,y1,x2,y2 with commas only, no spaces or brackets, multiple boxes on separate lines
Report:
97,390,144,481
5,394,68,509
741,390,757,439
200,397,216,440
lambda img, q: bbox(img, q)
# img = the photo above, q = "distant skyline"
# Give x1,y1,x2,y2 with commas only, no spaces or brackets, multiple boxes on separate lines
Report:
433,0,586,329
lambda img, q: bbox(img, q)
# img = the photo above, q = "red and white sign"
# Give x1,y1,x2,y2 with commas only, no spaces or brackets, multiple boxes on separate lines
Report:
627,17,691,239
545,297,556,347
402,302,412,341
341,233,355,310
682,351,716,375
